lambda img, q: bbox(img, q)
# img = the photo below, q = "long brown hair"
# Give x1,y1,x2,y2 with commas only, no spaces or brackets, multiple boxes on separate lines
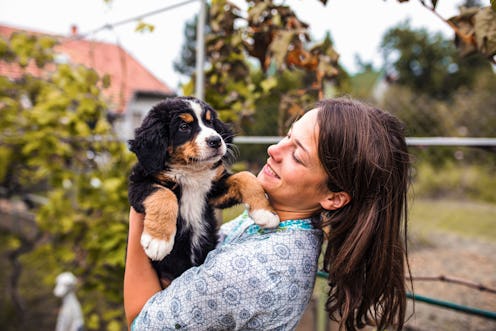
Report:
316,98,411,330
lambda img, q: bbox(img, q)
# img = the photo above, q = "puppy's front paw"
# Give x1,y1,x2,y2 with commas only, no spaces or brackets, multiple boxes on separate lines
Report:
250,209,280,228
141,232,174,261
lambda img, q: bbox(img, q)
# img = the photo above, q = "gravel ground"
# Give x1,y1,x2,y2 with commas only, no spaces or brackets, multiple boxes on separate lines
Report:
404,231,496,331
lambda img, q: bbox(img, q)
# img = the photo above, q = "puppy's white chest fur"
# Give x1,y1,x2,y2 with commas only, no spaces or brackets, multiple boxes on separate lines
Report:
169,166,217,263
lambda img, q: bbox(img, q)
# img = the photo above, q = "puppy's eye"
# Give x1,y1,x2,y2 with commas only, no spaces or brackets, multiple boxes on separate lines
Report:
179,122,190,132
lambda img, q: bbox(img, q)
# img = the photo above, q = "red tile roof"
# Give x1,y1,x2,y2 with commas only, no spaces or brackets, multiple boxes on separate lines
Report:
0,24,174,114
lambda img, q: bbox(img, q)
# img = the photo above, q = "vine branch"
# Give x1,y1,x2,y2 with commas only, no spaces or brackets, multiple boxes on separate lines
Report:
408,275,496,294
417,0,476,48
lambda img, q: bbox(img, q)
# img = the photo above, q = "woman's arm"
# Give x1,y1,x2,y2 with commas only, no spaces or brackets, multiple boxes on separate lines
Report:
124,208,161,328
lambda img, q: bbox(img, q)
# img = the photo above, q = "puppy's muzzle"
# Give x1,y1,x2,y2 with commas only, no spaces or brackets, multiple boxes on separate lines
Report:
206,135,222,149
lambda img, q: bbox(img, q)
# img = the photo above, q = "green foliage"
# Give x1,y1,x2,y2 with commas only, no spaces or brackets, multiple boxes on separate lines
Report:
381,20,492,100
380,62,496,139
201,0,258,128
173,6,211,77
449,69,496,137
174,1,495,137
178,0,343,133
381,85,453,136
409,198,496,241
348,68,382,102
135,21,155,33
237,68,321,168
377,19,496,192
1,32,56,67
412,160,496,203
0,32,133,329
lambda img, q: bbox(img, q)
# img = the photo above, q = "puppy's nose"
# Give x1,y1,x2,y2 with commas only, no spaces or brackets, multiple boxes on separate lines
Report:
206,136,222,148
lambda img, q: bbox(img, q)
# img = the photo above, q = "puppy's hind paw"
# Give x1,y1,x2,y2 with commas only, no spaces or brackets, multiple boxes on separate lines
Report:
250,209,280,229
141,232,174,261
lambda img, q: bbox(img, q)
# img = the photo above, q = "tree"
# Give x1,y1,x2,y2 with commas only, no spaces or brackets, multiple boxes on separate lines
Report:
178,0,341,135
175,0,495,135
401,0,496,63
0,32,133,330
379,19,496,137
173,4,211,77
381,20,492,100
173,17,199,77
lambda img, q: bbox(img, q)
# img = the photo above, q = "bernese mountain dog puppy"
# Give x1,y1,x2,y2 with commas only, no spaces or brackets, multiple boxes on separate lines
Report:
128,96,279,285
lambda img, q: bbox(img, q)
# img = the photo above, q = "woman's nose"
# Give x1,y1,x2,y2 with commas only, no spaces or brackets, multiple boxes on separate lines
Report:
267,140,285,161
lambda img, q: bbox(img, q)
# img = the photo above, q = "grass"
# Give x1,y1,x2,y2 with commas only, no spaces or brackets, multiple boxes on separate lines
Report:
222,205,246,223
409,198,496,242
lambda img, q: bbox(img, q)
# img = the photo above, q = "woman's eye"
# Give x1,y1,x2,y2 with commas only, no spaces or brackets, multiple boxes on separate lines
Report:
292,153,302,164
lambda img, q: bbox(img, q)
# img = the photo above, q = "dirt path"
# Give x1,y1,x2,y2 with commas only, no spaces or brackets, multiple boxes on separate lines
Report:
405,232,496,331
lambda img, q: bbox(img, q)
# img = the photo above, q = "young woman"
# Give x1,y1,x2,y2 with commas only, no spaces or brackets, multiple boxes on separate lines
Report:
124,97,411,330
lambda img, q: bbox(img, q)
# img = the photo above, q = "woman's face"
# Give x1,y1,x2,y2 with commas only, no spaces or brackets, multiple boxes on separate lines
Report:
257,108,330,217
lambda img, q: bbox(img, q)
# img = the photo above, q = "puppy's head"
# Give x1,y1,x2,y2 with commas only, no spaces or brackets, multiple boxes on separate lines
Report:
128,97,233,174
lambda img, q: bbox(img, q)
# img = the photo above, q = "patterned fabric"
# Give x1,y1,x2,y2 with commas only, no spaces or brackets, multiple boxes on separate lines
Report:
131,210,323,331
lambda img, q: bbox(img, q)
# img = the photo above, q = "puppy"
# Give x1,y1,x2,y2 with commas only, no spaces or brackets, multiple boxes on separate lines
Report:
128,96,279,284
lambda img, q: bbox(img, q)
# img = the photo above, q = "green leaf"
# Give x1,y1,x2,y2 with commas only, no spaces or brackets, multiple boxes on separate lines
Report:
260,76,278,92
102,74,111,88
135,21,155,33
182,79,195,96
87,314,100,330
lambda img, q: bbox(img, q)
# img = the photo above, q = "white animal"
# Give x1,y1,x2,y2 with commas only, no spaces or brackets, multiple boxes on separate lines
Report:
54,272,84,331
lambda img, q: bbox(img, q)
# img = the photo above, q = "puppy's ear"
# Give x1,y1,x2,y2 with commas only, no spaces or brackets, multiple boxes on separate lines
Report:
128,115,169,175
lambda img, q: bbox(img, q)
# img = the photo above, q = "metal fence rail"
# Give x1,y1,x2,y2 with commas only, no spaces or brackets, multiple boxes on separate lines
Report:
315,271,496,321
233,136,496,147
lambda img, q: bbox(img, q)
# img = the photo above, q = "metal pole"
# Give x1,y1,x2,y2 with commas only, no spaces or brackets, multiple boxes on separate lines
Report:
195,0,206,99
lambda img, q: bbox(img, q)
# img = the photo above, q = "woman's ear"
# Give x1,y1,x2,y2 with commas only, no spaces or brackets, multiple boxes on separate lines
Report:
319,191,351,211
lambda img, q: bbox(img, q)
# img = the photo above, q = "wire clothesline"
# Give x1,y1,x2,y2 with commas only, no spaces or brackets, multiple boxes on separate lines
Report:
73,0,199,39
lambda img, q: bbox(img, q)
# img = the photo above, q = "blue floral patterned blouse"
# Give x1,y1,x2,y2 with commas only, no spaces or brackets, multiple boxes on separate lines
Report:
131,210,323,331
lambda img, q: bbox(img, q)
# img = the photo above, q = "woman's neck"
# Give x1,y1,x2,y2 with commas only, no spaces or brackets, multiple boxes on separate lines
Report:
274,207,320,221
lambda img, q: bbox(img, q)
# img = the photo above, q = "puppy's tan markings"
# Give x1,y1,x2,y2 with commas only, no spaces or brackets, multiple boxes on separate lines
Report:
214,165,226,179
179,113,194,123
172,141,200,163
210,171,279,227
155,173,175,184
205,110,212,122
143,187,178,241
210,172,270,211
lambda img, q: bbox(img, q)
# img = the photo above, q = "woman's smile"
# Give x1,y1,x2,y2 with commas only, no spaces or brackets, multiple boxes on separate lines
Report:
262,163,279,179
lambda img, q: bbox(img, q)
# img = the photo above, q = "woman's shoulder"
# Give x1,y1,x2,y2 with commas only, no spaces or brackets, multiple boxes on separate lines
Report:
211,224,322,277
220,210,322,246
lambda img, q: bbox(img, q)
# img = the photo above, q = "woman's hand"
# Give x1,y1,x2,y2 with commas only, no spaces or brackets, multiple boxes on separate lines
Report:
124,208,161,328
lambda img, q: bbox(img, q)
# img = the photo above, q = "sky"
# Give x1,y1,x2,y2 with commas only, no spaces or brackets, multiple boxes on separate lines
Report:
0,0,490,94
